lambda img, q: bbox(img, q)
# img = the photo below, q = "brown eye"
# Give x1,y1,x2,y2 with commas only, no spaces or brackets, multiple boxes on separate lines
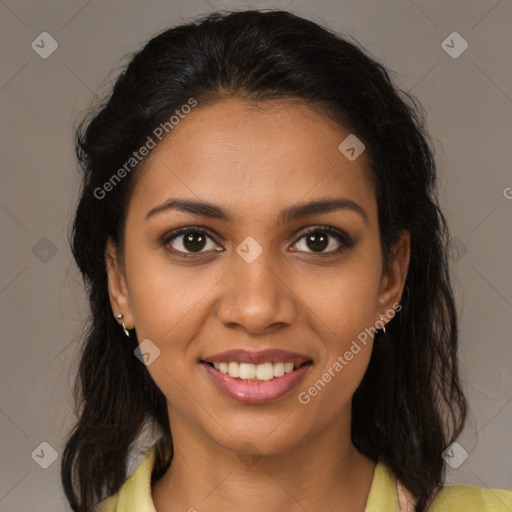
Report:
181,232,207,252
305,232,329,252
163,227,221,255
291,226,353,254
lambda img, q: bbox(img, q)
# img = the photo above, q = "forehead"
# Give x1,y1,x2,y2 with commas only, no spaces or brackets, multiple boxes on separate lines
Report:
128,98,376,224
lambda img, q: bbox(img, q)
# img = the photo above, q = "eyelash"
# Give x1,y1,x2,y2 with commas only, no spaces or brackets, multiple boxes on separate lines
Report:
161,225,354,257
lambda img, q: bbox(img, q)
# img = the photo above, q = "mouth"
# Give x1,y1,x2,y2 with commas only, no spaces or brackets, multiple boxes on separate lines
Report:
199,349,313,404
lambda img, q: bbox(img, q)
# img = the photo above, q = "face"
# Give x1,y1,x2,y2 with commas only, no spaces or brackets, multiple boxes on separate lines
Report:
106,98,410,456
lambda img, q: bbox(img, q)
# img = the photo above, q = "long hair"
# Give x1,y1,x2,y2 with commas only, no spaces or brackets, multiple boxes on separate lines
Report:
61,9,468,511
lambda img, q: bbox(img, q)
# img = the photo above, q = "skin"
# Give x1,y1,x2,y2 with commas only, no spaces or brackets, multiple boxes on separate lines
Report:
106,98,410,512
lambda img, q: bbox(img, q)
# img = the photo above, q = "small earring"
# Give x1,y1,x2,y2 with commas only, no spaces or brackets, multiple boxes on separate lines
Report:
379,314,386,335
115,313,130,337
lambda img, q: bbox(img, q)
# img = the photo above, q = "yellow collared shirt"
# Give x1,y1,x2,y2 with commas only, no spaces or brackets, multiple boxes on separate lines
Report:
95,443,512,512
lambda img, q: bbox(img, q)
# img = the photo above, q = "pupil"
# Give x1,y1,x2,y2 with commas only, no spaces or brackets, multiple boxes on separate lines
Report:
184,232,206,252
307,232,328,252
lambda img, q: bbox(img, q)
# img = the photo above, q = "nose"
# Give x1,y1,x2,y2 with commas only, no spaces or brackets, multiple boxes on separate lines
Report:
216,251,298,335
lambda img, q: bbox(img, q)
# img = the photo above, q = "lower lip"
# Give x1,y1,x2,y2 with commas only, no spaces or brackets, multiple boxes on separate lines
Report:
202,362,312,404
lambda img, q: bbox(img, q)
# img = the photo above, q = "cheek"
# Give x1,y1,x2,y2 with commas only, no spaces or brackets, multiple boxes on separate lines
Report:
297,254,381,401
301,259,382,341
125,249,223,350
124,256,213,411
298,265,380,414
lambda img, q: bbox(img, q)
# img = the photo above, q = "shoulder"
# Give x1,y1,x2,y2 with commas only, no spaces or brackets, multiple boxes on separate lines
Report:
429,484,512,511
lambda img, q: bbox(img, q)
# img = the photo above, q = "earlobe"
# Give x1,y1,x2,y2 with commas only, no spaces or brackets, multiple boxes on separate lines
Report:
105,238,134,329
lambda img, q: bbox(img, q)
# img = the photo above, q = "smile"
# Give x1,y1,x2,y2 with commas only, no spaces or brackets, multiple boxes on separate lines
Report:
200,348,313,404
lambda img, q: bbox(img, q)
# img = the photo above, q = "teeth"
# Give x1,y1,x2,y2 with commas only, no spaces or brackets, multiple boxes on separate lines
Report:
284,362,294,373
273,362,285,377
228,361,240,378
239,363,256,380
256,362,274,381
210,361,303,380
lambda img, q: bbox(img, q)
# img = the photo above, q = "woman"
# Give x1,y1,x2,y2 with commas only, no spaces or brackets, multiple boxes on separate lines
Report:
61,9,512,512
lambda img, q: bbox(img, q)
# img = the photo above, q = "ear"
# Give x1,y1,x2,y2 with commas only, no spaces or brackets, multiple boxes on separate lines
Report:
377,230,410,323
105,237,134,329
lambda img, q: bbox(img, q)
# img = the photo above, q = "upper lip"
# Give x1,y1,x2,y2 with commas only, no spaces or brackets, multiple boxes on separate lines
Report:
202,349,311,366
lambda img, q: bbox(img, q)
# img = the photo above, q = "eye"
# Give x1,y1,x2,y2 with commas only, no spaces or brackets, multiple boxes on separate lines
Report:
162,225,354,257
162,227,222,255
290,225,353,254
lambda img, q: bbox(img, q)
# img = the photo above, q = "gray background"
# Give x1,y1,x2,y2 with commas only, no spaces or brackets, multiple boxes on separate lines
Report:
1,0,511,510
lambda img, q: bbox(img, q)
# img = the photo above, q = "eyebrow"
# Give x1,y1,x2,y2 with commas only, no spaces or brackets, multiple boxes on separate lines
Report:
145,196,369,225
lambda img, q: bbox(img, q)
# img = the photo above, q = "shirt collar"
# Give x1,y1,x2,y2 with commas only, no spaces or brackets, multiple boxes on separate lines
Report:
116,445,158,512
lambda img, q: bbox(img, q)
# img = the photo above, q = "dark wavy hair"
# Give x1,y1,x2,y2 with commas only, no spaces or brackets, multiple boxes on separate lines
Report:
61,8,468,512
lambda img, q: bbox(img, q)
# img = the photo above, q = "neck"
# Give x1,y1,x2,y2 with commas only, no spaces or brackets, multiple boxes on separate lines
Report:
152,412,376,512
